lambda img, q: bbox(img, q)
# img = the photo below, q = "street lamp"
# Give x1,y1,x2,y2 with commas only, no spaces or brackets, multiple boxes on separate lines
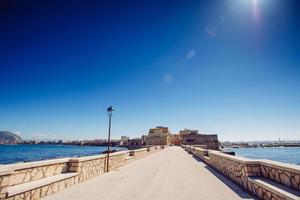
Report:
106,106,114,172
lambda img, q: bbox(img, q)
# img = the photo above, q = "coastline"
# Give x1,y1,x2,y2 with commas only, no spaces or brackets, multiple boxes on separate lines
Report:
0,144,127,165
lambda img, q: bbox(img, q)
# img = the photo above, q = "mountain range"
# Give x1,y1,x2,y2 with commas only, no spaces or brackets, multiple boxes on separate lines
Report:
0,131,23,144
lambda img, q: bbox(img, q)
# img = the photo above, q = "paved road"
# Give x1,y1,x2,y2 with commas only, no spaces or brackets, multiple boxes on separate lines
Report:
44,147,254,200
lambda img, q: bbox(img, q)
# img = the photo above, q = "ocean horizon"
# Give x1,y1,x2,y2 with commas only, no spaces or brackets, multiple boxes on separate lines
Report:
1,144,299,166
226,146,300,165
0,144,127,164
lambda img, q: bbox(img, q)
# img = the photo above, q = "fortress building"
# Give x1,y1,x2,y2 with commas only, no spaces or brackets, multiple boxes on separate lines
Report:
146,126,171,145
179,129,219,150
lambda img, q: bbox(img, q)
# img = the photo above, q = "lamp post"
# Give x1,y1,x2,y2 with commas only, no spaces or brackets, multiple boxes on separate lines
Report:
106,106,114,172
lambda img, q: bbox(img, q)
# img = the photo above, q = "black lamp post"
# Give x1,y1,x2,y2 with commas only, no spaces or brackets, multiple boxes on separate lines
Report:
106,106,114,172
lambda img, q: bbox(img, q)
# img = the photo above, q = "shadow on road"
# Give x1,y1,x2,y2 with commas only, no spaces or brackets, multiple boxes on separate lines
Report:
191,155,257,200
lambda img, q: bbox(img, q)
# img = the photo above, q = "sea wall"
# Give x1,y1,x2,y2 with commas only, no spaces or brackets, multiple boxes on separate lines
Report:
0,146,164,200
259,159,300,191
6,159,69,186
183,146,300,200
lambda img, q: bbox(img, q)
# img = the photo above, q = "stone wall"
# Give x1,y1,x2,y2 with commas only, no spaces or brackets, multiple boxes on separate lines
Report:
0,146,165,200
5,175,79,200
183,145,300,200
208,151,261,187
259,160,300,191
8,159,69,186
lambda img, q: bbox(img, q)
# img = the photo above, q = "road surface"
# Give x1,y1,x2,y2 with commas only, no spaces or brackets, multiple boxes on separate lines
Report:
44,146,254,200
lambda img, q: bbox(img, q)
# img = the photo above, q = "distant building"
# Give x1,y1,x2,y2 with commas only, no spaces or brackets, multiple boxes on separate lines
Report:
179,129,199,144
120,136,129,146
179,129,219,150
128,138,143,149
170,134,180,145
146,126,171,146
141,135,147,145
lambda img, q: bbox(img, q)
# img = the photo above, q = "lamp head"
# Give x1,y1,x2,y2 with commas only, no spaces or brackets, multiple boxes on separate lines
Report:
107,106,114,116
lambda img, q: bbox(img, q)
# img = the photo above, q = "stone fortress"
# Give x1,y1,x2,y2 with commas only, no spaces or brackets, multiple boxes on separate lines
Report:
145,126,171,146
128,126,219,150
179,128,219,150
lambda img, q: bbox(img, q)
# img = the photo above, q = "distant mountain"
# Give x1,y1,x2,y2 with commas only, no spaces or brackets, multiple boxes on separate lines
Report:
0,131,23,144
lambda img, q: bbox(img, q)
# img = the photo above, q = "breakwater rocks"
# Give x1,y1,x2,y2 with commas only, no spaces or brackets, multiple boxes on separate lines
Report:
183,145,300,200
0,146,164,200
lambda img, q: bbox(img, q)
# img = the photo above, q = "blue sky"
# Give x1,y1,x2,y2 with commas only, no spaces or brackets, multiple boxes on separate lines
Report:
0,0,300,141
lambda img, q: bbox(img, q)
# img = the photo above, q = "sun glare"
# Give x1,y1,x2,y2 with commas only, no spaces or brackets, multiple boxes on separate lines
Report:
252,0,260,20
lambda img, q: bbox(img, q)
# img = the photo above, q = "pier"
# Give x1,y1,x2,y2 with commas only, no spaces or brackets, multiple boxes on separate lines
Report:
0,146,300,200
43,146,252,200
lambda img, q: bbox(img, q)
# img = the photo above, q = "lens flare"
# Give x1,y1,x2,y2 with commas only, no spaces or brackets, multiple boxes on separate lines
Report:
252,0,260,21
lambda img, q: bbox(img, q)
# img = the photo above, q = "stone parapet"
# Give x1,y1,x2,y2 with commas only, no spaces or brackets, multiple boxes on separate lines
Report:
0,146,165,200
183,145,300,200
259,159,300,191
9,160,69,187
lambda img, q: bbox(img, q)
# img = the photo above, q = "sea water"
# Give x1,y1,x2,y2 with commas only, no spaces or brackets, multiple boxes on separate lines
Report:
227,147,300,165
0,144,126,164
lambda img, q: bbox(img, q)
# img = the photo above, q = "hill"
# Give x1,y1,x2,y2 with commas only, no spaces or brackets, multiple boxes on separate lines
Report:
0,131,23,144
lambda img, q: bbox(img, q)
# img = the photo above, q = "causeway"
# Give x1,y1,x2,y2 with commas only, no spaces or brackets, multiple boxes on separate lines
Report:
43,147,254,200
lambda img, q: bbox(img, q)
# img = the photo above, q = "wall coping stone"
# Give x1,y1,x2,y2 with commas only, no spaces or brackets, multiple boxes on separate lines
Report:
69,154,107,162
0,158,70,172
68,150,130,162
0,168,13,176
133,148,148,152
208,151,259,165
109,150,130,156
203,156,210,161
258,159,300,174
194,147,208,152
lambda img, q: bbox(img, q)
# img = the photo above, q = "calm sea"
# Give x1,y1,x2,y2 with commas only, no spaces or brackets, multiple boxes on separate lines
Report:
0,144,126,164
227,147,300,165
1,145,299,165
